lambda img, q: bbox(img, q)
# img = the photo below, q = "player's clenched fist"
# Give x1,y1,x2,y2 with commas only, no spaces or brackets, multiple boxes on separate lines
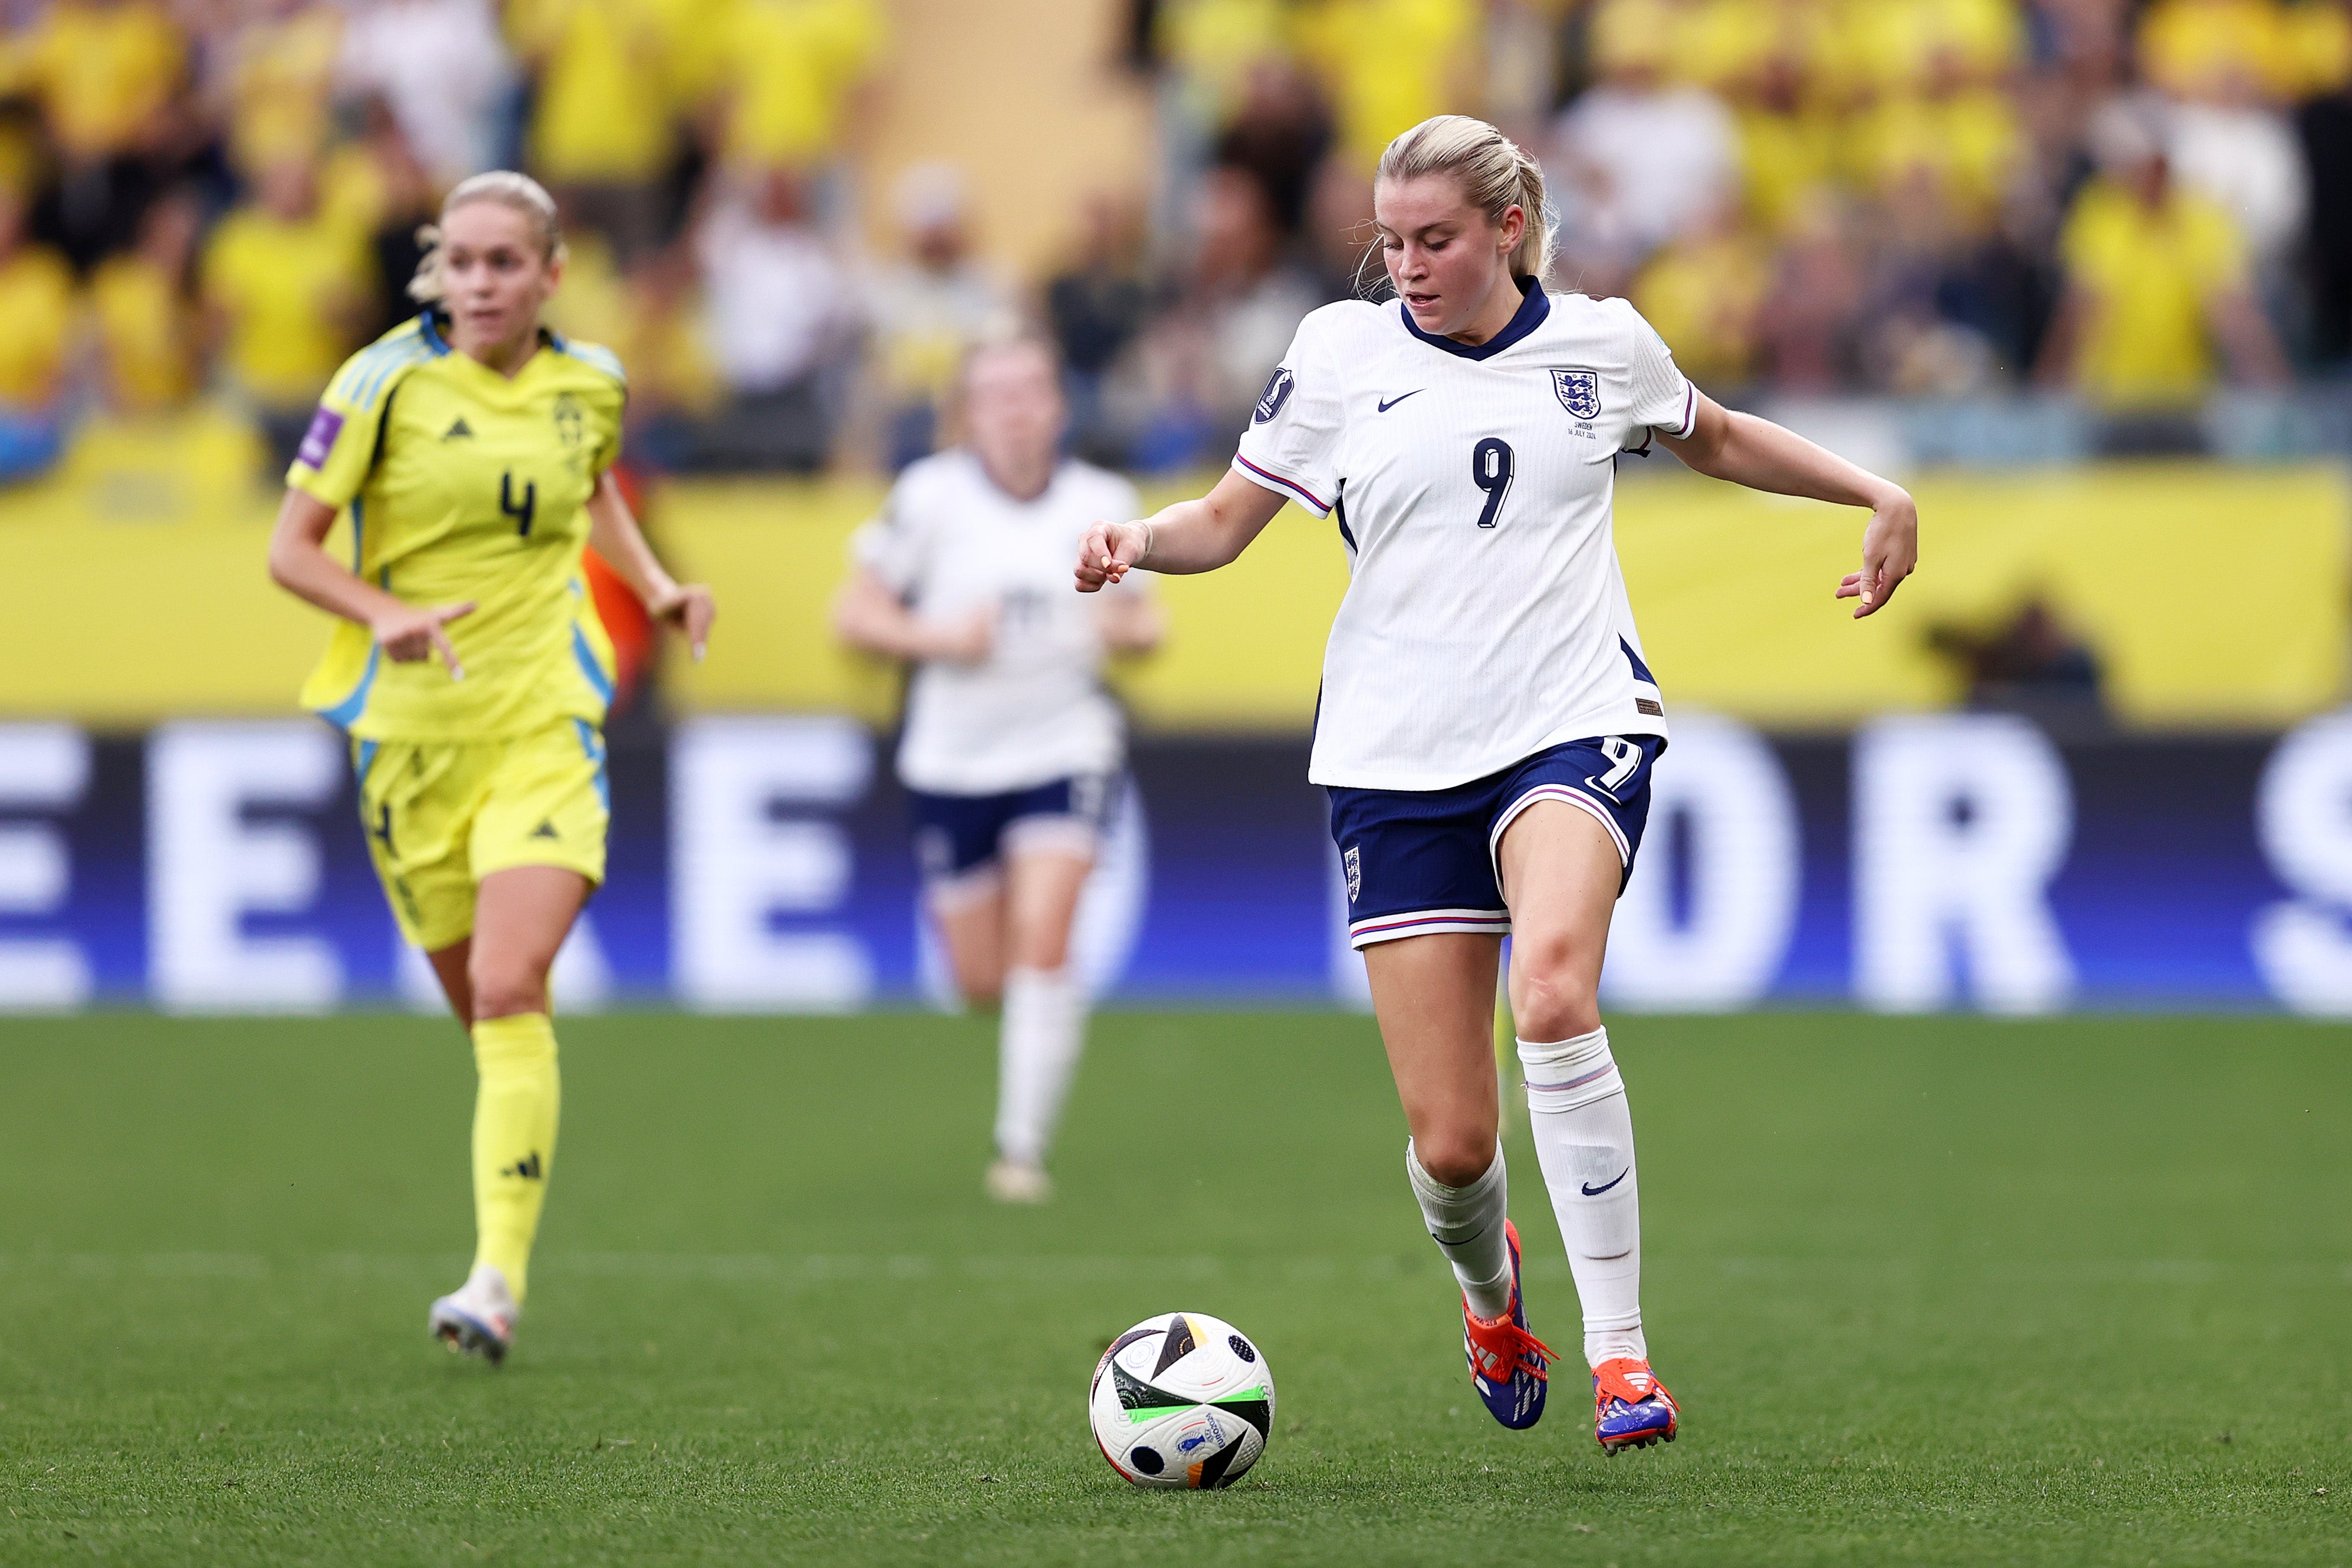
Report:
1074,521,1150,592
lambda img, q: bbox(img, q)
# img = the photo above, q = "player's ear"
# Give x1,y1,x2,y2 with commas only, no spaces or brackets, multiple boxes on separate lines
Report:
1497,203,1526,257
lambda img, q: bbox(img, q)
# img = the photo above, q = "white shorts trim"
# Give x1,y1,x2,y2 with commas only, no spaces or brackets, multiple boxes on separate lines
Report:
1488,784,1630,895
925,861,1004,913
1348,907,1512,949
1000,813,1100,863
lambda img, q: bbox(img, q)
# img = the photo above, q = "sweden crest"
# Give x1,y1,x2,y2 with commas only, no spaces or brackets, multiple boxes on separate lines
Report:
1552,368,1601,420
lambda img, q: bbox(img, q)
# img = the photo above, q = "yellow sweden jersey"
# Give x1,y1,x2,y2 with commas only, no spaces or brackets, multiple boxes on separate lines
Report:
289,313,628,741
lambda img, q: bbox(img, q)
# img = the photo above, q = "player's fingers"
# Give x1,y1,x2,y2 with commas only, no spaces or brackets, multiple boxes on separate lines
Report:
432,600,478,624
1856,546,1887,616
430,623,465,681
1835,573,1863,600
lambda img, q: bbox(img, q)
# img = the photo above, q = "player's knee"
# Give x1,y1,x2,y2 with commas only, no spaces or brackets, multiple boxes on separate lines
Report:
1416,1129,1499,1189
1011,928,1072,973
468,957,549,1021
1512,942,1601,1042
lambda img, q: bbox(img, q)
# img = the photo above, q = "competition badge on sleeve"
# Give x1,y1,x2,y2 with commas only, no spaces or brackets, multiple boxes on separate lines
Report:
1253,368,1295,424
296,405,344,468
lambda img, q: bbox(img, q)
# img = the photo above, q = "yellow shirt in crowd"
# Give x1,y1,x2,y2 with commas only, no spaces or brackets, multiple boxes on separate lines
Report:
1160,0,1292,119
15,0,186,160
202,208,369,409
727,0,887,165
1634,228,1772,387
1294,0,1477,172
1860,87,2021,218
222,4,343,172
1737,106,1841,232
2139,0,2298,100
90,254,193,411
0,245,75,409
512,0,681,183
2060,178,2248,409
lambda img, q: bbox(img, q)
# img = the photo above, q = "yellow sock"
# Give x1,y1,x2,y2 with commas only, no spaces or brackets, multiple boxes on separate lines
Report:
471,1012,560,1304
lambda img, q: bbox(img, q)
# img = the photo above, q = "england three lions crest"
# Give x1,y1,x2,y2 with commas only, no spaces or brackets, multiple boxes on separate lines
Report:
1552,368,1601,420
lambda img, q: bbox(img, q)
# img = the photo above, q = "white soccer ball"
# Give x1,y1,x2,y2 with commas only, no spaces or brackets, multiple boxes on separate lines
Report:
1088,1310,1275,1489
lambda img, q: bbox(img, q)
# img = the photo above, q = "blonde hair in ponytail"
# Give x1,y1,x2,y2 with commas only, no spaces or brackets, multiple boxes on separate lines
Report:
1375,114,1555,282
407,170,568,304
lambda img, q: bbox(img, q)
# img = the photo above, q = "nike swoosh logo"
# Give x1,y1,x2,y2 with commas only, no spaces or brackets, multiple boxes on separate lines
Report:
1377,390,1424,412
1582,1169,1630,1196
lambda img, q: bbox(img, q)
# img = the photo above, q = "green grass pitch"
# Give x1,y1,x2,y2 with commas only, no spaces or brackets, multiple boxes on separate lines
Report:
1,1010,2345,1566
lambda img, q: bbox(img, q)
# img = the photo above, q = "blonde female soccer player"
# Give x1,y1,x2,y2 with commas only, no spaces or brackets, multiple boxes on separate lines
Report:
265,172,715,1365
1079,116,1918,1452
836,337,1161,1204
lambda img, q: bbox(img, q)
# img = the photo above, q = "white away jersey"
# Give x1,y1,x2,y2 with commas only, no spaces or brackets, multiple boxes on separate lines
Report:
1233,282,1693,790
852,451,1145,795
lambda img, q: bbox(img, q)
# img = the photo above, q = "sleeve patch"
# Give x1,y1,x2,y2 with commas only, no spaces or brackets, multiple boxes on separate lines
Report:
295,406,345,469
1252,367,1295,424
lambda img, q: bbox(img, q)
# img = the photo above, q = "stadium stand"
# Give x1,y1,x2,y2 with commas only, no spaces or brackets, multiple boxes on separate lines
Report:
0,0,2342,480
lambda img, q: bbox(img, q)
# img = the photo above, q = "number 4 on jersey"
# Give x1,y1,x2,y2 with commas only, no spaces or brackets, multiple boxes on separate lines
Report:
501,472,538,538
1471,438,1514,529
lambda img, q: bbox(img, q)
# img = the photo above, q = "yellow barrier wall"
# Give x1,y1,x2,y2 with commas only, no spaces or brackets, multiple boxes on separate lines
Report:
5,425,2344,729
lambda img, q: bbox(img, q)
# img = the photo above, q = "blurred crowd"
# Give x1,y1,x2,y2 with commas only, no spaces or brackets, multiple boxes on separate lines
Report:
0,0,2346,486
1126,0,2350,464
0,0,891,481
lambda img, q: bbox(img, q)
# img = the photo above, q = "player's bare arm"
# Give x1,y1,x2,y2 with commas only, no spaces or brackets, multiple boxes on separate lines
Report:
583,471,716,660
1657,393,1920,619
1075,468,1285,591
266,486,476,678
832,566,993,665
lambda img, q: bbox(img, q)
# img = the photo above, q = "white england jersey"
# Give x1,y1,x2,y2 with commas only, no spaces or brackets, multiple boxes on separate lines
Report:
852,450,1144,795
1233,281,1693,791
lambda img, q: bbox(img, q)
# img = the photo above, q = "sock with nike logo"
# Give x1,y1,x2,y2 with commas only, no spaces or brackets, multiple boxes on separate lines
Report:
1519,1028,1646,1370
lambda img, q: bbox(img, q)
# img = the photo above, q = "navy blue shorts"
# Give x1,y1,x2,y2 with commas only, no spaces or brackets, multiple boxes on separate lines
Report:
909,773,1119,886
1328,737,1664,949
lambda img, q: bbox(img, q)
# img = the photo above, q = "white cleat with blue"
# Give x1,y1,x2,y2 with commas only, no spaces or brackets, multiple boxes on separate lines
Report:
428,1263,518,1366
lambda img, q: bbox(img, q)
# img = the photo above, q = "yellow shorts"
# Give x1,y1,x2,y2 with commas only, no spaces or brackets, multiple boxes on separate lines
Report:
353,720,609,952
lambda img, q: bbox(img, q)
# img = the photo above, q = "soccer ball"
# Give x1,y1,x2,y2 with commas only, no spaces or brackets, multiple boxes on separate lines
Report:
1088,1310,1275,1489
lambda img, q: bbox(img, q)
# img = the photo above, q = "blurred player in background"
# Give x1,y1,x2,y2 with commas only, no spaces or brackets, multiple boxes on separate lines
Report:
265,172,717,1364
836,337,1162,1204
1080,116,1917,1454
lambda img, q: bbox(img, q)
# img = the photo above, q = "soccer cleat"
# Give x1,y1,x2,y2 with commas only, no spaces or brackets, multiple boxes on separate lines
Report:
428,1263,518,1366
1463,1219,1554,1430
1592,1357,1679,1454
986,1157,1054,1205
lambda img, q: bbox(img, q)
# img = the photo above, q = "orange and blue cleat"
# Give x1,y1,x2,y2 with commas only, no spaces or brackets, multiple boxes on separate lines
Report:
1592,1357,1678,1453
1463,1219,1554,1429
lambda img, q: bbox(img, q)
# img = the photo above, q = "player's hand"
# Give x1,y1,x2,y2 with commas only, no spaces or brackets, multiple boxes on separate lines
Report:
1075,520,1149,593
926,607,994,666
372,600,475,679
651,582,717,662
1838,488,1919,619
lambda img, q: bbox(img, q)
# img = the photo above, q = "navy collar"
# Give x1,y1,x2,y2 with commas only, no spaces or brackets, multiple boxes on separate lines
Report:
1397,274,1549,360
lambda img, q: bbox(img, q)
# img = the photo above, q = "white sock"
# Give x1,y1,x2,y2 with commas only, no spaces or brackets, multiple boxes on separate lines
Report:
1519,1029,1648,1370
993,966,1085,1165
1405,1141,1514,1321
